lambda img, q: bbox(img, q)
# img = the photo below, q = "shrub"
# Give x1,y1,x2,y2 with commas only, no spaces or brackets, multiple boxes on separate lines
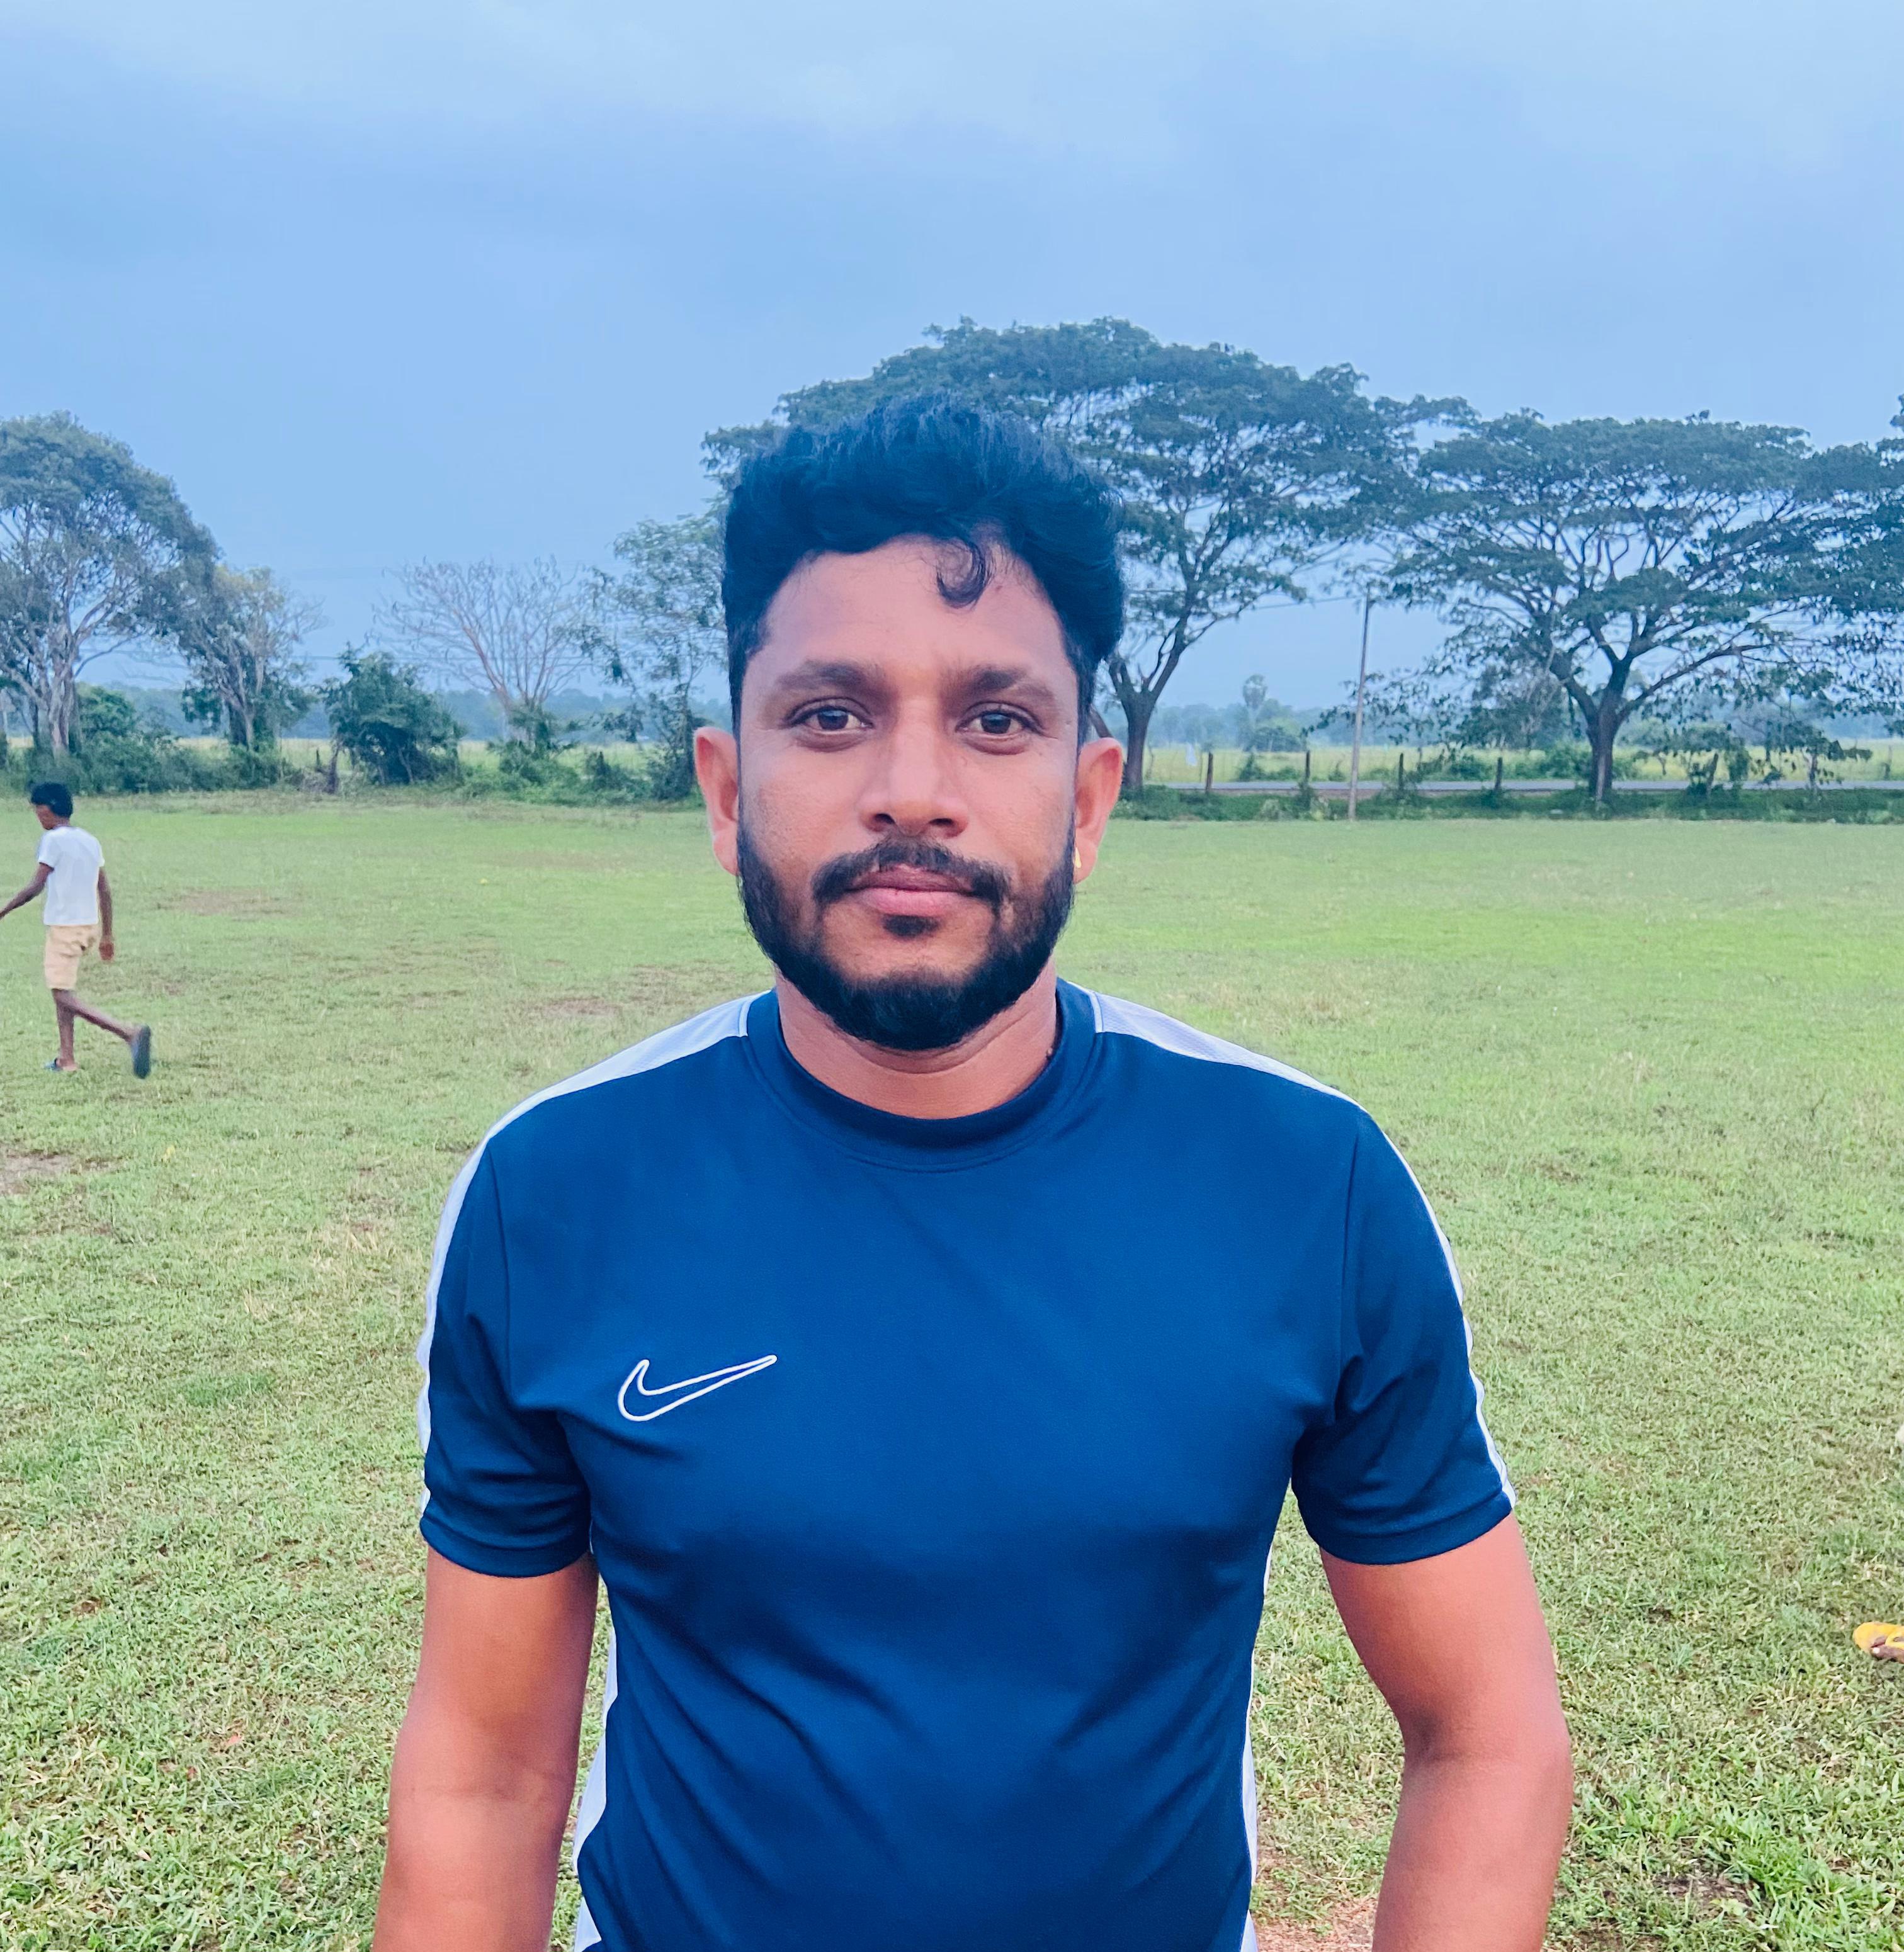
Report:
75,685,142,746
1111,786,1273,821
320,652,460,786
579,748,642,799
0,685,240,794
639,735,699,803
495,740,559,791
224,743,291,788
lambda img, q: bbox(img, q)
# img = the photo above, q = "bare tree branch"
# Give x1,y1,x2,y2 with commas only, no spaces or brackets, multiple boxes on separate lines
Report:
374,559,593,727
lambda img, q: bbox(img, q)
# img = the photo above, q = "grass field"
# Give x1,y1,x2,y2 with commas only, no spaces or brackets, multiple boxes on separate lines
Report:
0,799,1899,1950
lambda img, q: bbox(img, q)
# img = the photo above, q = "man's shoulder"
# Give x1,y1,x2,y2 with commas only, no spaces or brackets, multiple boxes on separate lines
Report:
476,993,759,1170
1082,987,1378,1141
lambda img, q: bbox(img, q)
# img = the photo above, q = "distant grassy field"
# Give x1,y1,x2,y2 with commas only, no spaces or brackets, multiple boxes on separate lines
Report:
1138,738,1904,786
0,801,1898,1949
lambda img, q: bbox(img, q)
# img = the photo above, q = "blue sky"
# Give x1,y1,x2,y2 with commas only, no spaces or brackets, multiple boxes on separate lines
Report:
5,1,1903,704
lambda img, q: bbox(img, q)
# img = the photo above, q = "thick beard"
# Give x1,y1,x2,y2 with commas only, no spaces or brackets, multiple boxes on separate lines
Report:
736,825,1075,1054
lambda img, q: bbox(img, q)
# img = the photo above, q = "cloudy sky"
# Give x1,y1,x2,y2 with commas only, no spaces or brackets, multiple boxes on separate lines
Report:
5,1,1903,702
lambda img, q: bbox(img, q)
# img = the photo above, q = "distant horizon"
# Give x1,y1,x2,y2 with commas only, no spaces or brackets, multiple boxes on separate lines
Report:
74,672,1347,723
56,677,1904,753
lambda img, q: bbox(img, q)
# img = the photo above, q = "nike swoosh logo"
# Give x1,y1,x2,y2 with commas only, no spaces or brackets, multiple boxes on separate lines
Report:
616,1353,778,1423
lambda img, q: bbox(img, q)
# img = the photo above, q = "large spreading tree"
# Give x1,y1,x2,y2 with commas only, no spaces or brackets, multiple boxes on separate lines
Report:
1382,412,1904,801
0,413,217,755
710,319,1420,793
179,565,320,748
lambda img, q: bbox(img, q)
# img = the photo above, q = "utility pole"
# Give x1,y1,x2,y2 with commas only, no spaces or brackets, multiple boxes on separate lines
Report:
1346,594,1373,823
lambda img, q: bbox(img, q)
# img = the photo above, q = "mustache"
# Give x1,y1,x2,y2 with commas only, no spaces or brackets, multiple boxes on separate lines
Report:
810,837,1014,910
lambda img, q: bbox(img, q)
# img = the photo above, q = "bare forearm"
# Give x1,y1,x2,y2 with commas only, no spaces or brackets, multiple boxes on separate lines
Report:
377,1552,596,1951
1373,1739,1572,1952
373,1717,575,1952
0,886,35,919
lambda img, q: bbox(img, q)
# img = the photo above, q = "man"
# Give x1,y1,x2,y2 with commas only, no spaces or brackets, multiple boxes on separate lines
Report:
0,782,151,1076
377,399,1571,1952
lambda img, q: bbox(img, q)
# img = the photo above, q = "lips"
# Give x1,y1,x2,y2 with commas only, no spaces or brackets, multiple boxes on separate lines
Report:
846,867,978,918
809,841,1011,913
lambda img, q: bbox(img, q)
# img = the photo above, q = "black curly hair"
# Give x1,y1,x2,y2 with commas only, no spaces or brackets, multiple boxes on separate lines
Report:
720,394,1124,728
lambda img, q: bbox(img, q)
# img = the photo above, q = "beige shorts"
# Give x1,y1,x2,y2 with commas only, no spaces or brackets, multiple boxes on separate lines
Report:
44,923,101,990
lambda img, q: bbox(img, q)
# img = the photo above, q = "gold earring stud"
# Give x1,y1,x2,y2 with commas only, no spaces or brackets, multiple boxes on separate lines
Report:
1072,844,1084,874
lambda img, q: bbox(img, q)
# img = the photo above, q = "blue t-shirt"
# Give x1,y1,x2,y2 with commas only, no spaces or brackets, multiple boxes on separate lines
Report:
417,982,1513,1952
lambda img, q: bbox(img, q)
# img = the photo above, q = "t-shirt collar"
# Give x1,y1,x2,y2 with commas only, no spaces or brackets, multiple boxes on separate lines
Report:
745,979,1096,1161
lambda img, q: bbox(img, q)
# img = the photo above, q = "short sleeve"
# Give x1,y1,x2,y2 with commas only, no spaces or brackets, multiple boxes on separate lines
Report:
1291,1120,1514,1566
416,1148,592,1576
35,833,55,868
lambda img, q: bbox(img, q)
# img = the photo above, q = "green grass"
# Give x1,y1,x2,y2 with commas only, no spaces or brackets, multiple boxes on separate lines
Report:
0,800,1898,1949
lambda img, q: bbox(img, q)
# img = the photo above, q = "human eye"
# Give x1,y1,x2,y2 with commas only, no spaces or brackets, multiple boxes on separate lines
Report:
790,701,869,736
964,704,1036,741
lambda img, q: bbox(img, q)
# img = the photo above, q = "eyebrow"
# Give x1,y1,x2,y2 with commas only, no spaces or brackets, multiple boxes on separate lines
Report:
759,660,1064,713
958,666,1062,711
759,659,886,699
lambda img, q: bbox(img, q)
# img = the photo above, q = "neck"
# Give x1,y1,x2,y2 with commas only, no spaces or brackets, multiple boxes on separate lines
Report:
774,966,1061,1119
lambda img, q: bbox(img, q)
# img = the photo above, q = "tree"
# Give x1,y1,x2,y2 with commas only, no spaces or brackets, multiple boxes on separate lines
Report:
1232,674,1303,754
320,650,460,785
180,565,320,748
373,559,592,731
1816,396,1904,740
0,413,217,755
1337,661,1573,760
1383,412,1904,803
72,684,142,748
710,319,1420,794
592,512,725,801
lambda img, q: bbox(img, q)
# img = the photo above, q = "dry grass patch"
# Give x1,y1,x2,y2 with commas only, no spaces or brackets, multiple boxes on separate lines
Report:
0,1150,80,1194
1254,1897,1376,1949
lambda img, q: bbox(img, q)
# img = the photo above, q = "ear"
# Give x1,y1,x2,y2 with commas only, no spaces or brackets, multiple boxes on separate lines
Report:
694,727,742,875
1071,736,1125,879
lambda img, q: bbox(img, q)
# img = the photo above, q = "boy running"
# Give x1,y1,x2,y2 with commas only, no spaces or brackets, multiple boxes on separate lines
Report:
0,782,152,1076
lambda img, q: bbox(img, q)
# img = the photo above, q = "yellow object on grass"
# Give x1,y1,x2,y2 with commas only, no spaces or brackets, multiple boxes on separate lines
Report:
1852,1622,1901,1653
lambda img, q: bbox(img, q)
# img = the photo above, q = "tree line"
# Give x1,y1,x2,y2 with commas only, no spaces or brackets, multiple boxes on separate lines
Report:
708,320,1904,803
0,412,715,795
8,319,1904,803
0,414,319,765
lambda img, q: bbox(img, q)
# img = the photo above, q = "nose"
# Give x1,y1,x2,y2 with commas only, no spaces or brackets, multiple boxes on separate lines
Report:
857,704,968,840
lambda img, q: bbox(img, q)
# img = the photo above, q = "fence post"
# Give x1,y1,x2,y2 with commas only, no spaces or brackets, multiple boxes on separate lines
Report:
1202,750,1214,795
